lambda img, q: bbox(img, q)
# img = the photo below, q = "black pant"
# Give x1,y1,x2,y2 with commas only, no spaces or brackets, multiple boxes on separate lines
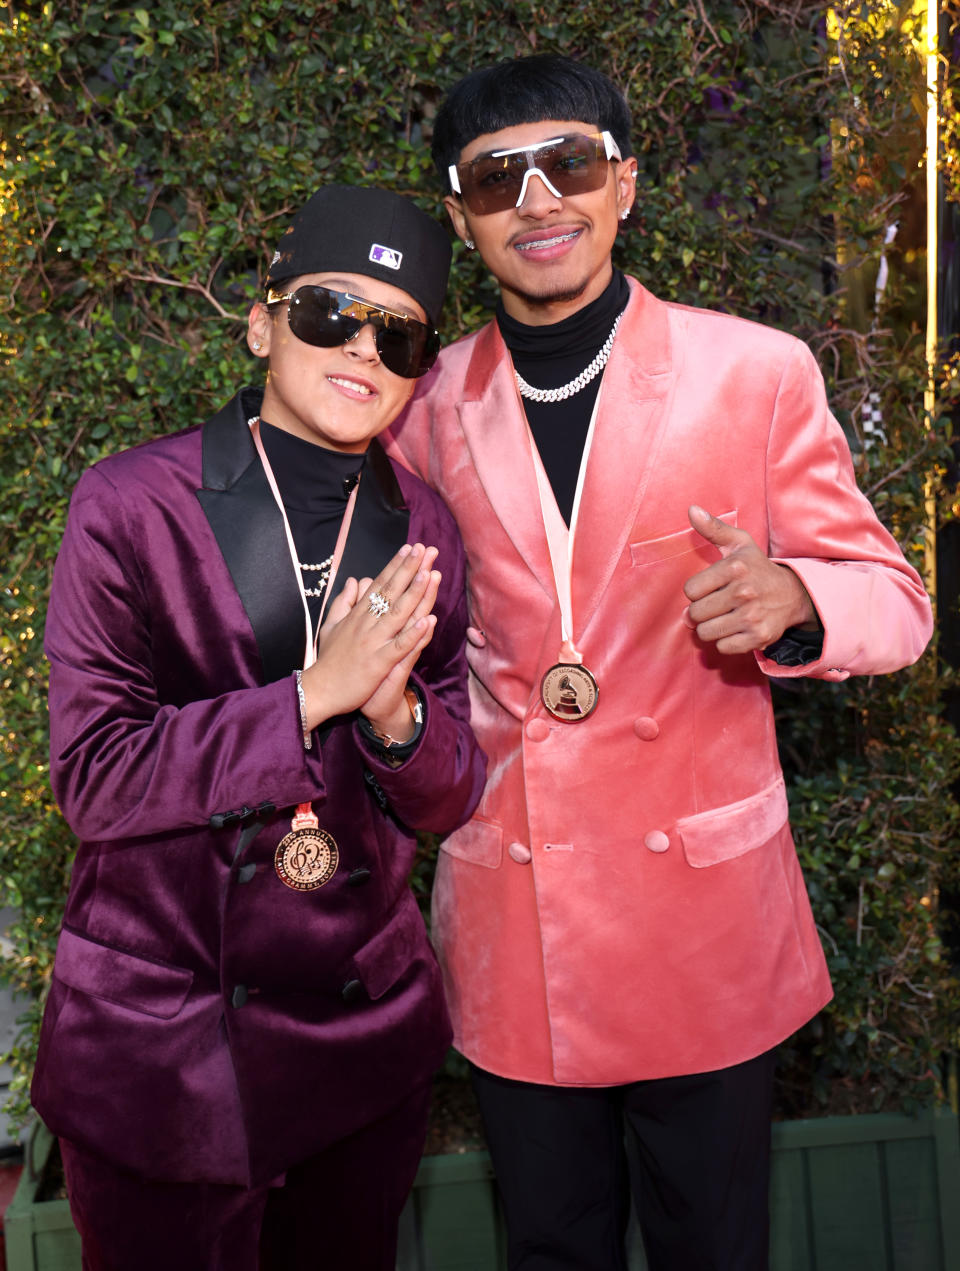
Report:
471,1050,776,1271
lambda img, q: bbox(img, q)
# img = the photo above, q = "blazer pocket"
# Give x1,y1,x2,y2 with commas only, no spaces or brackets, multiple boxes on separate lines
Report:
677,775,789,869
351,895,430,1001
438,816,503,869
54,928,194,1019
629,510,738,566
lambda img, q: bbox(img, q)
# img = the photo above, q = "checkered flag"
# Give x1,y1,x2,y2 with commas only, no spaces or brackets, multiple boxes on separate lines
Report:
861,389,887,446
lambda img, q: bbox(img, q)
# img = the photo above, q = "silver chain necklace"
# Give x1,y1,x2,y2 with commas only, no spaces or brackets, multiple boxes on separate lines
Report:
514,313,622,404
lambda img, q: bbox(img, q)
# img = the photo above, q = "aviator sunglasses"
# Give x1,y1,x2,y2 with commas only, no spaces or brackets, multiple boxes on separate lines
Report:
449,130,622,216
264,284,441,379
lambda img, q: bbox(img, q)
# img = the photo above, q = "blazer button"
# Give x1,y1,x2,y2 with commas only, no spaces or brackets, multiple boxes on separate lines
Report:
633,716,660,741
347,867,372,887
525,718,550,742
644,831,671,854
341,978,366,1004
508,842,532,865
231,985,249,1008
237,863,257,884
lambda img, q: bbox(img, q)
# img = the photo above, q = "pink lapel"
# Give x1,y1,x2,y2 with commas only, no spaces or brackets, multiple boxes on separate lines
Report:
570,281,676,638
455,322,555,597
455,282,677,628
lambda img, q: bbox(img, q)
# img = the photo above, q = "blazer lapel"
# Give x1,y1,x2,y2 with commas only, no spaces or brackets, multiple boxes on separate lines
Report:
571,282,676,636
196,388,306,684
457,323,555,598
197,393,412,684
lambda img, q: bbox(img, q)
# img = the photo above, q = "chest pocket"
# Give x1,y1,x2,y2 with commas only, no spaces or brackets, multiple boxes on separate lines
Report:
629,510,738,567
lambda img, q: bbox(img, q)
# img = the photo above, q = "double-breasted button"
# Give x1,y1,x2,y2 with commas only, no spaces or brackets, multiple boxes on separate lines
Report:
633,716,660,741
508,842,532,865
341,978,366,1004
525,718,550,743
237,863,257,884
644,831,670,854
347,866,372,887
231,985,249,1008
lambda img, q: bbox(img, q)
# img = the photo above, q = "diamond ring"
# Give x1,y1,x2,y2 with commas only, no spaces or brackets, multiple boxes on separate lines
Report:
368,590,391,617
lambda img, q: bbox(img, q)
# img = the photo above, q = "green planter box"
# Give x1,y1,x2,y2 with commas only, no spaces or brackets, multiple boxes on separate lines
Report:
399,1109,960,1270
7,1111,960,1270
4,1122,80,1271
769,1109,960,1271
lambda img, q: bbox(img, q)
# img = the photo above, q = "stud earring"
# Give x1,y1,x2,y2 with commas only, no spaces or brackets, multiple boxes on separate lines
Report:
619,209,630,222
464,239,475,251
253,340,262,351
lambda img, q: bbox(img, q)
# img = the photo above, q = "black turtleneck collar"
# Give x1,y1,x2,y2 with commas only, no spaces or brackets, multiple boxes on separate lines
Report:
493,271,630,526
258,420,365,512
257,421,367,628
496,269,630,373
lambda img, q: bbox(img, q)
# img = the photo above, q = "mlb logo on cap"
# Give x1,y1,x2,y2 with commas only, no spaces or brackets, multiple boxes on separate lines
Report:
369,243,403,270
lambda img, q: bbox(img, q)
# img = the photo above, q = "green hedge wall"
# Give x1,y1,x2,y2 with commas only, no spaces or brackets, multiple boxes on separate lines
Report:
1,0,958,1128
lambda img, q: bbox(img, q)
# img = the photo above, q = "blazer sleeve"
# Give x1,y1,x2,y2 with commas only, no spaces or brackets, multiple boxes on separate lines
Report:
356,489,487,835
45,467,329,843
755,339,933,681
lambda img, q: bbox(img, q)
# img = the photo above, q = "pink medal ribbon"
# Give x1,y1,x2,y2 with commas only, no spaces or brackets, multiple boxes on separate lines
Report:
248,416,360,889
528,397,601,722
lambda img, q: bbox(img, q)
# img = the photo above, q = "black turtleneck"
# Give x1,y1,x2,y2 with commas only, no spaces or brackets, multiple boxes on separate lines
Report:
259,420,365,628
497,270,630,524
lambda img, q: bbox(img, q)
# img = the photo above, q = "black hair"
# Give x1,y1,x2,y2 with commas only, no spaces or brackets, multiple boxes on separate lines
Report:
430,54,634,178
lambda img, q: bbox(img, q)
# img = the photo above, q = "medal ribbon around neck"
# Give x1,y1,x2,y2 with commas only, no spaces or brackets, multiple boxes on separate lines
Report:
248,415,360,889
527,392,602,722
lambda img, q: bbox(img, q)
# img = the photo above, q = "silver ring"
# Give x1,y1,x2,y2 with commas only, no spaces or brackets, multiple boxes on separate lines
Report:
368,590,391,617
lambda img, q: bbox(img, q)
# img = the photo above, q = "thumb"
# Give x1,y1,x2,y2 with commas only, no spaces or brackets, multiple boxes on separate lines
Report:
326,576,360,625
688,505,744,554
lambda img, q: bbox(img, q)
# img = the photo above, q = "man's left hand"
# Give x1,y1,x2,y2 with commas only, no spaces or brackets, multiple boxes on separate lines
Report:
682,504,817,654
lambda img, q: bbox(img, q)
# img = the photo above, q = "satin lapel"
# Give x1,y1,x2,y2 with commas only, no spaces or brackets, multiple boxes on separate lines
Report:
335,440,410,597
571,283,676,637
457,323,554,596
196,389,306,684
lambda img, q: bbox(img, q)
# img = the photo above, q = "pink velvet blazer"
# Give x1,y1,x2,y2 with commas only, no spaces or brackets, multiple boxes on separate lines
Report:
384,279,932,1087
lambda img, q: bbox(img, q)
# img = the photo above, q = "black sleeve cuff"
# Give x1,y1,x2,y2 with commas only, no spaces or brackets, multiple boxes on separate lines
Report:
763,627,824,667
356,686,425,764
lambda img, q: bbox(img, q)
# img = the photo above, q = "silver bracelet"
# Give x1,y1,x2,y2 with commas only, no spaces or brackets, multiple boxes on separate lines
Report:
295,670,312,751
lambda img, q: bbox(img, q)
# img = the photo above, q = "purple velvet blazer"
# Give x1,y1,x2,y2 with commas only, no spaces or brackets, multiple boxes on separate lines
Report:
32,387,486,1187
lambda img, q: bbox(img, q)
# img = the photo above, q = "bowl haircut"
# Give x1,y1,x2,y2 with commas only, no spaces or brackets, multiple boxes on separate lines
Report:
430,54,635,178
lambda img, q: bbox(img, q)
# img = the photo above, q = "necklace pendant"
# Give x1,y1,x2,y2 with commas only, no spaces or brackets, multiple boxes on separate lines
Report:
540,662,599,721
275,804,339,891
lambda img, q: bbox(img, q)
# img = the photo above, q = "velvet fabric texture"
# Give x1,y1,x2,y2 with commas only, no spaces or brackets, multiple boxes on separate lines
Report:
384,277,933,1087
60,1079,432,1271
34,388,486,1186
